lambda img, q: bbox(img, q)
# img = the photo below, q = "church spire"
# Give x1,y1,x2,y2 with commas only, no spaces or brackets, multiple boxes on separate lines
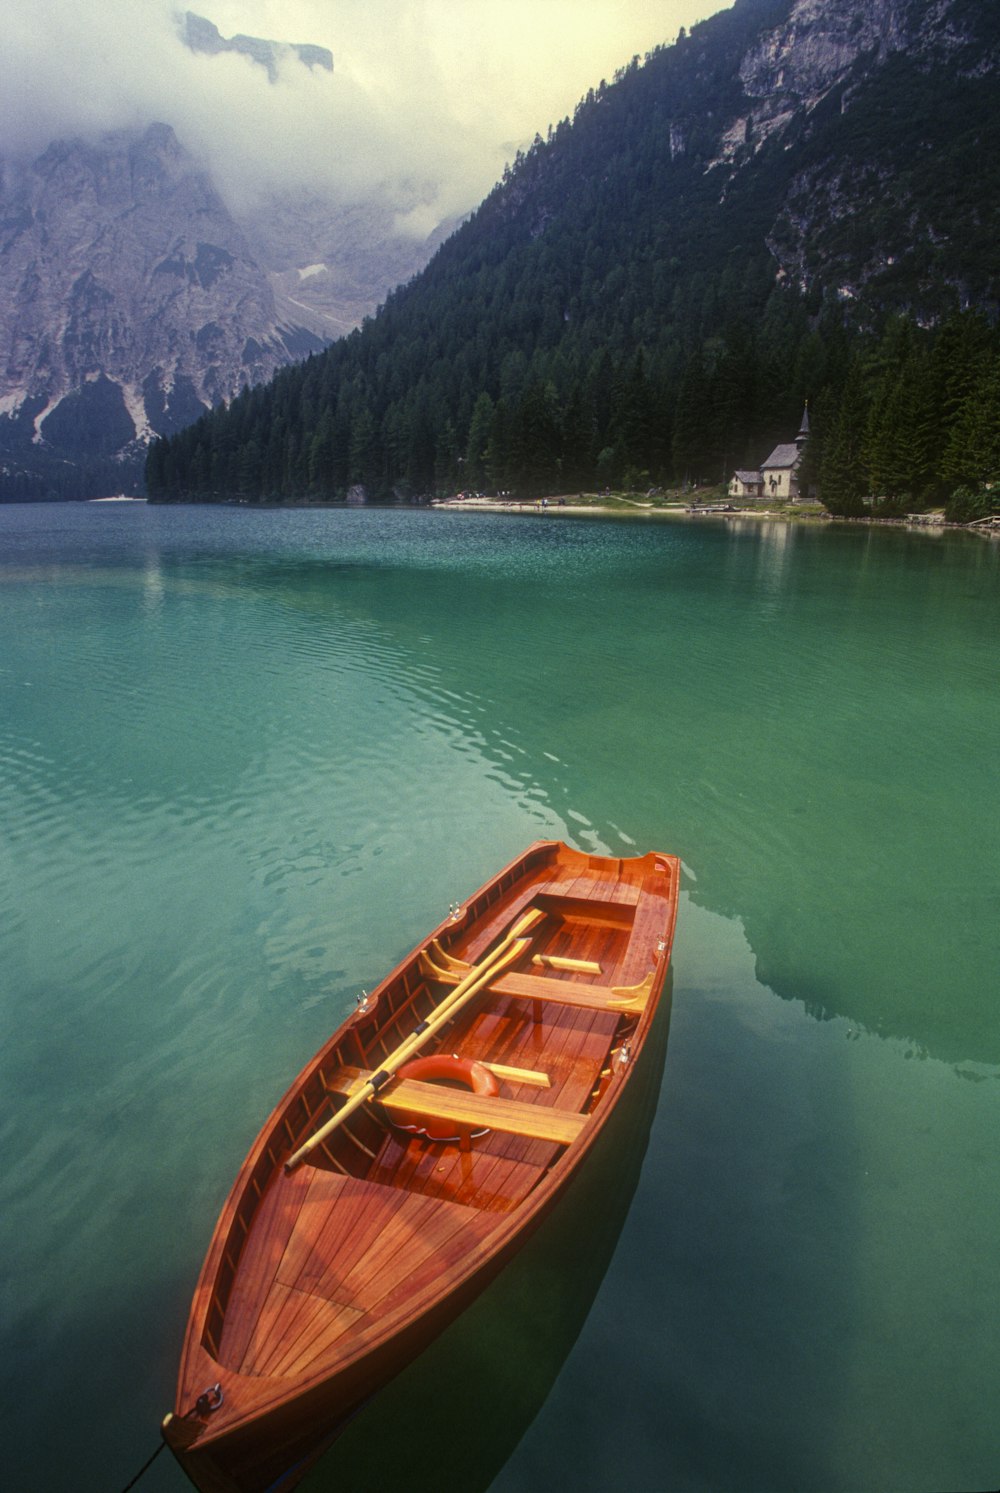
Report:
795,401,810,447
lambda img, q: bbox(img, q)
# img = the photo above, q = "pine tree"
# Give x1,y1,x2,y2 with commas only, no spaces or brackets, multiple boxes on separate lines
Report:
862,323,938,508
672,352,710,484
465,392,495,488
941,356,1000,494
820,365,868,516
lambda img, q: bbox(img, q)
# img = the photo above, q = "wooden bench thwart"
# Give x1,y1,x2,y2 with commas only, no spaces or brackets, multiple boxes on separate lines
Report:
325,1067,587,1147
420,948,654,1014
491,970,653,1014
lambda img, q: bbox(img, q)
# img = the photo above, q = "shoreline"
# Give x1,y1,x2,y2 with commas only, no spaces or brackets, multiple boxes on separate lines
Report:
138,494,997,535
429,496,993,534
430,496,819,521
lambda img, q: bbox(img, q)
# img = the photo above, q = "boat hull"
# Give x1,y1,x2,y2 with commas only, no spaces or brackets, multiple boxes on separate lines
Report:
164,841,680,1492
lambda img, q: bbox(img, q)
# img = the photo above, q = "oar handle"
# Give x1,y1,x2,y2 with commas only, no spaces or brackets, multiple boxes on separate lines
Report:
284,915,541,1173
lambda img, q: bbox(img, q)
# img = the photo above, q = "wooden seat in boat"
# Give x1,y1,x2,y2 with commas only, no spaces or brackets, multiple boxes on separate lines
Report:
325,1067,588,1147
489,969,653,1014
419,948,654,1015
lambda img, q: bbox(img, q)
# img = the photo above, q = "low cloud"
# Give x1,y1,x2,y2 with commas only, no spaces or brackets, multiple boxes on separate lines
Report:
3,2,727,229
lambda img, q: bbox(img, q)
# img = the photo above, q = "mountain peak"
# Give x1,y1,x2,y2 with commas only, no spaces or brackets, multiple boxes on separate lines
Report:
181,11,333,83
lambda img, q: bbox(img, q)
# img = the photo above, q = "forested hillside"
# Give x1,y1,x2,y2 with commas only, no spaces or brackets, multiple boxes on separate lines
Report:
147,0,1000,518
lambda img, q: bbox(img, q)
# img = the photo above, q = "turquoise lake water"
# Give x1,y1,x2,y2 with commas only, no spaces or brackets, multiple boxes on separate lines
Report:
0,502,997,1493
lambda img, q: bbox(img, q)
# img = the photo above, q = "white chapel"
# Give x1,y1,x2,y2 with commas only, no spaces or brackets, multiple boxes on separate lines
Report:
730,406,811,502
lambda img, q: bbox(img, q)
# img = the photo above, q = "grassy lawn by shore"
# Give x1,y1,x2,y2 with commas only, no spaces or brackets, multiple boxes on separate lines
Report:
430,486,995,533
432,484,833,521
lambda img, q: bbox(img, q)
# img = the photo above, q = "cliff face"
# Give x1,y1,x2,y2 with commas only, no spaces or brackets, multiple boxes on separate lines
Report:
486,0,1000,315
715,0,1000,302
0,110,323,497
705,0,976,157
739,0,915,105
0,124,322,459
0,13,445,498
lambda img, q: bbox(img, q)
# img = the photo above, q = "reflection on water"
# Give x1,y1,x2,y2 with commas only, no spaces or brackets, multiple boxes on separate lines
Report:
0,504,997,1493
227,514,1000,1063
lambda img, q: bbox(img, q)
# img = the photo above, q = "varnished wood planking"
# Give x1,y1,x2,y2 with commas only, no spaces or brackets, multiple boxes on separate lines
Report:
258,1286,364,1380
217,1166,313,1370
354,979,618,1210
167,842,680,1493
336,1191,489,1313
369,1127,546,1211
619,873,676,985
237,1174,385,1376
282,1179,398,1303
459,877,547,963
274,1172,352,1284
242,1186,494,1379
457,865,636,966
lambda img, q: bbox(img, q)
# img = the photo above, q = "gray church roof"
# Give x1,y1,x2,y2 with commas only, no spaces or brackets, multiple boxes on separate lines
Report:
733,469,762,483
762,443,801,470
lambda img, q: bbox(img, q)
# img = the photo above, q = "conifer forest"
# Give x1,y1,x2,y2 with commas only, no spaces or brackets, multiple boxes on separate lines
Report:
147,1,1000,522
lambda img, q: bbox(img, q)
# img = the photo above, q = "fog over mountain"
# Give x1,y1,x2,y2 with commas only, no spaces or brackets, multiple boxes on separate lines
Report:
3,1,722,234
1,1,724,497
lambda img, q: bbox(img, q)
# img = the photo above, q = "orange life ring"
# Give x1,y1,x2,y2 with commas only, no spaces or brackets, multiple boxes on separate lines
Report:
394,1055,500,1142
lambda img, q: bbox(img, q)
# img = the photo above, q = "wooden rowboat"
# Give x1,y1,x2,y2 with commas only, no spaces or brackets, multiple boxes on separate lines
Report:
163,840,680,1492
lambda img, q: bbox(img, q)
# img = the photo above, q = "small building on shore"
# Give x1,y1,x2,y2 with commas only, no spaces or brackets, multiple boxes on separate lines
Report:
730,469,764,499
730,406,811,502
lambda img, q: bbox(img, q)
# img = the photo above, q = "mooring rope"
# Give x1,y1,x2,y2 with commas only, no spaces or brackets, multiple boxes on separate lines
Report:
119,1385,220,1489
118,1437,166,1491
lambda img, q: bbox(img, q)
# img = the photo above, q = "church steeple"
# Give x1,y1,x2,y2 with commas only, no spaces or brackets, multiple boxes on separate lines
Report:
795,402,810,448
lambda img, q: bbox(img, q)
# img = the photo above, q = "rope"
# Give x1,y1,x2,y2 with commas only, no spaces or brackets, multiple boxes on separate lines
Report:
118,1437,167,1491
120,1386,219,1488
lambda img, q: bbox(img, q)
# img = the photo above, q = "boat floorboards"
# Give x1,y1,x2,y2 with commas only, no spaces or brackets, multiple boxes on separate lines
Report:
330,1068,589,1145
218,1173,495,1378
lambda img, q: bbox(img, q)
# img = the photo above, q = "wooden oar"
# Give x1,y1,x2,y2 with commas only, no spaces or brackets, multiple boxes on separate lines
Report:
284,908,544,1173
383,906,543,1066
284,936,530,1173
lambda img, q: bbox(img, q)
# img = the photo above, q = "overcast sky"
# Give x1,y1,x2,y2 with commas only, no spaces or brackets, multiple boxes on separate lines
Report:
4,2,731,230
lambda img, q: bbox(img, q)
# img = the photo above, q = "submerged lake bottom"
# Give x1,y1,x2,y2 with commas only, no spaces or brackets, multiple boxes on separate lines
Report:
0,501,997,1493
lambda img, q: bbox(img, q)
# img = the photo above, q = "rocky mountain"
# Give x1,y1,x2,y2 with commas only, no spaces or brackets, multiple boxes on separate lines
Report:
470,0,1000,323
147,0,1000,508
181,11,334,80
0,122,326,497
718,0,1000,309
0,13,448,500
243,189,459,347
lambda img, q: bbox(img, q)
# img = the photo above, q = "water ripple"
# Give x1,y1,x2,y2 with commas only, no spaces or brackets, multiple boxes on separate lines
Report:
1,503,999,1493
